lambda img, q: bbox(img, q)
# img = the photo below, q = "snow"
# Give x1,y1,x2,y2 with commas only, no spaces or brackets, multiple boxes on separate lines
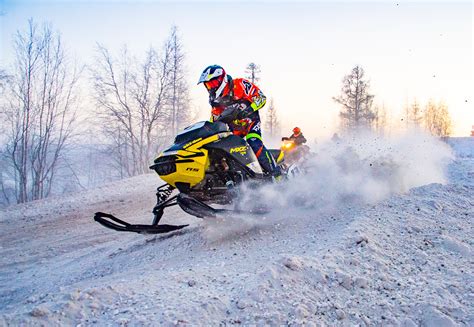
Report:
0,135,472,326
447,137,474,158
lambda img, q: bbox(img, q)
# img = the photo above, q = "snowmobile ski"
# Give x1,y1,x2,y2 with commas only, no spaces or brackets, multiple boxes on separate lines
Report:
94,211,188,234
93,183,188,234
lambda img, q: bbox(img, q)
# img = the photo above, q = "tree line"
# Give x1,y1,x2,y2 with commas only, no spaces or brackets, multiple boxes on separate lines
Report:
333,65,453,137
0,20,191,205
248,63,453,141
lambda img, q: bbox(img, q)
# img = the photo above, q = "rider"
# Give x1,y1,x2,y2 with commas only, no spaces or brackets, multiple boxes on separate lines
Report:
282,127,309,163
288,127,307,145
198,65,280,178
283,127,307,145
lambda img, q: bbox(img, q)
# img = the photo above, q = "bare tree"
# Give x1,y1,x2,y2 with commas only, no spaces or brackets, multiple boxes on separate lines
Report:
174,80,192,132
333,66,375,132
373,103,388,135
437,102,453,137
424,100,452,137
91,44,173,176
91,26,191,178
0,20,80,203
91,25,192,178
167,26,191,136
0,69,10,92
264,98,280,138
405,99,423,128
245,62,261,84
0,154,12,205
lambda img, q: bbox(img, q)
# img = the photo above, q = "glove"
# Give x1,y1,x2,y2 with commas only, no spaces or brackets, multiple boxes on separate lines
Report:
236,106,254,119
217,106,239,124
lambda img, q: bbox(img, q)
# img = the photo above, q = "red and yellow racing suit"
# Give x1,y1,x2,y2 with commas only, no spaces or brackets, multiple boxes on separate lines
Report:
210,78,278,175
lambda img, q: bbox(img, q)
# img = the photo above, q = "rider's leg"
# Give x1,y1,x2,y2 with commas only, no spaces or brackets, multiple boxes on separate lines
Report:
246,135,277,174
245,121,280,176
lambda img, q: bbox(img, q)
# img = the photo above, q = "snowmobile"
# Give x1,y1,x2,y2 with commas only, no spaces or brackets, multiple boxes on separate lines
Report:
280,138,312,170
94,114,290,234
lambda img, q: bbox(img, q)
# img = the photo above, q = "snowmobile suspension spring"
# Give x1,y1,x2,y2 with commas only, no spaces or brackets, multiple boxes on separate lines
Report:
157,184,175,203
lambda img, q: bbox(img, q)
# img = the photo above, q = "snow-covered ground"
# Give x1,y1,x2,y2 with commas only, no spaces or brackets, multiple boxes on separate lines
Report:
0,135,472,326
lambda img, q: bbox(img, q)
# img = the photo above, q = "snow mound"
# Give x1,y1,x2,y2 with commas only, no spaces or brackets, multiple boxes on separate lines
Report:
447,137,474,158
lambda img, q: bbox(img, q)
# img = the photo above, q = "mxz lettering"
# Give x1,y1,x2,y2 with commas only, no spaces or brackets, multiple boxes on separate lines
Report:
186,167,199,172
230,146,248,154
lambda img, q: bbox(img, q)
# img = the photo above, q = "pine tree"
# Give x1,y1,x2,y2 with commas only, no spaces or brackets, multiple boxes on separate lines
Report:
333,66,375,132
245,63,261,84
373,104,388,135
407,99,423,127
264,98,280,138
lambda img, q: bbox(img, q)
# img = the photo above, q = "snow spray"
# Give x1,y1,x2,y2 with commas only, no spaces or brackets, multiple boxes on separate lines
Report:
202,129,454,240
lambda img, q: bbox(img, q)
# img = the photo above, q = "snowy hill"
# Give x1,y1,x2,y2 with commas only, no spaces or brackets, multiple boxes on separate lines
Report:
447,137,474,158
0,136,472,326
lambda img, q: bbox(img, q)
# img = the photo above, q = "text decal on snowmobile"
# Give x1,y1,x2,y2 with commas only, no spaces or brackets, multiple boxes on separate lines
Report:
230,146,247,154
183,138,203,149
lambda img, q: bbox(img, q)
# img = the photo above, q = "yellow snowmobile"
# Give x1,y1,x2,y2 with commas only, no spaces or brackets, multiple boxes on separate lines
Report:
94,120,286,234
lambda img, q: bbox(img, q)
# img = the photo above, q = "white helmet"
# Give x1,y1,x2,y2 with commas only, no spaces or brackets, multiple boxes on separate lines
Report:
198,65,228,100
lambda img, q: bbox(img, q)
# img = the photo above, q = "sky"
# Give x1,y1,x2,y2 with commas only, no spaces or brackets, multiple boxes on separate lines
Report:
0,0,472,139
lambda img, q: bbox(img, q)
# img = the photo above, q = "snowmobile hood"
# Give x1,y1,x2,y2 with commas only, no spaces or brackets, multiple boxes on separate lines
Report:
167,121,229,152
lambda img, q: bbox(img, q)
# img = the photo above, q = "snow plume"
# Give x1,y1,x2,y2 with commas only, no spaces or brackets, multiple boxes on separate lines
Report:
243,129,454,212
202,130,454,240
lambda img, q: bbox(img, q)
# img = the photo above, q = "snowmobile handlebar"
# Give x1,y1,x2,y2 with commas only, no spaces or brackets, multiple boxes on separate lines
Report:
216,105,240,124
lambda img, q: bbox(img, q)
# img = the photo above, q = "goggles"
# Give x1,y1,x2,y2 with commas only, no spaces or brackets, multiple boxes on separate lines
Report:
204,79,220,91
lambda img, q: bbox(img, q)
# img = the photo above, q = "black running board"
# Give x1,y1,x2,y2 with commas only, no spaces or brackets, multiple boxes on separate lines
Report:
94,212,188,234
176,193,270,218
177,193,232,218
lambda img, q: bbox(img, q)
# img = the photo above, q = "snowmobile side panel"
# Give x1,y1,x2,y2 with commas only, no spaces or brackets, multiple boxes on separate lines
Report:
204,135,263,175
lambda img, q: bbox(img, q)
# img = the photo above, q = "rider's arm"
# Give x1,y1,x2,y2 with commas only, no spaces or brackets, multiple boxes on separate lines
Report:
233,78,266,118
295,134,307,145
210,106,224,122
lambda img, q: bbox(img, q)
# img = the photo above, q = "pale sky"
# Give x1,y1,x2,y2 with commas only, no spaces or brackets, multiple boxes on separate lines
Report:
1,0,472,139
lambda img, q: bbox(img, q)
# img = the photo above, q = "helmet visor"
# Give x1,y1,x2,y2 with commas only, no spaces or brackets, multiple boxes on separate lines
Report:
204,79,220,91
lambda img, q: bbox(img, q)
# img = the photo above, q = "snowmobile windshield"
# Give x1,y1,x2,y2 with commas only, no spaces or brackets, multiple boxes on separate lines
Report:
170,121,229,150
